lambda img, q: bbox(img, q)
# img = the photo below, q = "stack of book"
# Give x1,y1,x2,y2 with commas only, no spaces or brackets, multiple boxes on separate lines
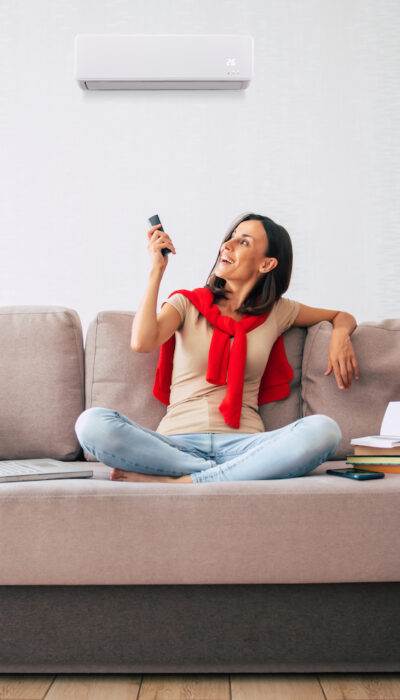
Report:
346,402,400,474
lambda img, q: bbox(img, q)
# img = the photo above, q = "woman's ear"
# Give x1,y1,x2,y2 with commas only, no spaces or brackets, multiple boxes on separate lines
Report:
260,257,278,273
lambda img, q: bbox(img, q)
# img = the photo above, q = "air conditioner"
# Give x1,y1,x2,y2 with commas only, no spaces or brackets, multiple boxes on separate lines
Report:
74,34,254,90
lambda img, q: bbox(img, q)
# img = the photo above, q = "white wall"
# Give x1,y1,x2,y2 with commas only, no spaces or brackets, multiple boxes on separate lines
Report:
1,0,399,340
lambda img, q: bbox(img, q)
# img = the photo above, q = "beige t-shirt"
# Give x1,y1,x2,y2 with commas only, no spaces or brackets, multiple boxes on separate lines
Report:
155,293,301,435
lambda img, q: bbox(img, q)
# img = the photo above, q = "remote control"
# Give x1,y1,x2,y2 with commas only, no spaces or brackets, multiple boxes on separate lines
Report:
148,214,172,256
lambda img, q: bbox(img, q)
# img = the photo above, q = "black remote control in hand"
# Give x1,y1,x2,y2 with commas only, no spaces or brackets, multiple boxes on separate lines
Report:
148,214,172,256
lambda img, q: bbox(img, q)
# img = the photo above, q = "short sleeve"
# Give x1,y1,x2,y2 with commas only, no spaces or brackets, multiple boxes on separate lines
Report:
161,293,188,331
274,297,301,335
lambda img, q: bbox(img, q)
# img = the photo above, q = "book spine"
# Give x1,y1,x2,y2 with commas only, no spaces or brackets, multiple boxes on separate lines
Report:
347,457,400,464
351,464,400,474
353,445,400,456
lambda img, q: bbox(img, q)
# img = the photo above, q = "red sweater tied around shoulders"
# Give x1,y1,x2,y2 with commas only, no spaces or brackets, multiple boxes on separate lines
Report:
152,287,294,429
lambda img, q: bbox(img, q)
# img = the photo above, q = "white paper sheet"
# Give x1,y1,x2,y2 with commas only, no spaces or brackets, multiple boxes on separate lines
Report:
380,401,400,437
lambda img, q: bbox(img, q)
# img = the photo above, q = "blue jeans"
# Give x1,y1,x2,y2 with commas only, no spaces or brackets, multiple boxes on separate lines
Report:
74,407,342,483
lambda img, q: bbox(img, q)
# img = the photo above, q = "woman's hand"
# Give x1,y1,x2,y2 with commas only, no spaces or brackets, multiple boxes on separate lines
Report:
324,328,360,390
147,224,176,272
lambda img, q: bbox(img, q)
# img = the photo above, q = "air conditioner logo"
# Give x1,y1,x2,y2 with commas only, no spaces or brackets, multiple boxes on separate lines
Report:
226,58,236,66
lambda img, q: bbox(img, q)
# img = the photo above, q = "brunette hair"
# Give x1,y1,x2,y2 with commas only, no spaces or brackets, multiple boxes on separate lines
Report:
203,212,294,316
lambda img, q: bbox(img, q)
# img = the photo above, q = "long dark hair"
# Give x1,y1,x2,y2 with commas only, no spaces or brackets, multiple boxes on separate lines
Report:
203,212,294,316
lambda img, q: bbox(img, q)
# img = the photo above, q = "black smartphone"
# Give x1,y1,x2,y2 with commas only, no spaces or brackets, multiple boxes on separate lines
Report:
148,214,171,257
326,467,384,480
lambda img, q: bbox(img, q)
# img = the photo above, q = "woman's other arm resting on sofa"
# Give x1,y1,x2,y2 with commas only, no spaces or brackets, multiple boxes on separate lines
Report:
292,304,359,390
292,304,357,334
331,311,357,335
328,312,359,389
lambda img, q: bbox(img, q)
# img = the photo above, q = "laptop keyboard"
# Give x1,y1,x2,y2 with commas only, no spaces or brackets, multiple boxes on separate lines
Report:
0,462,50,475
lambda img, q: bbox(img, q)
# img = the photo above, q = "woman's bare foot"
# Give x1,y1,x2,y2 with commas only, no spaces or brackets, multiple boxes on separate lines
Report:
110,468,193,483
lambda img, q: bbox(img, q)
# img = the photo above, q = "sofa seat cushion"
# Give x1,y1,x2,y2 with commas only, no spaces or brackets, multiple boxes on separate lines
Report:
0,461,398,585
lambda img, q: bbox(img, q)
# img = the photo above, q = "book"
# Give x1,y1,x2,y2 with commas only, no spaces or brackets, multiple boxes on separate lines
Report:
346,455,400,464
350,402,400,448
349,464,400,474
353,445,400,456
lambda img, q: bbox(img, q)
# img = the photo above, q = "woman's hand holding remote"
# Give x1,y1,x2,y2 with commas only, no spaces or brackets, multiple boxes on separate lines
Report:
131,225,176,351
147,224,176,273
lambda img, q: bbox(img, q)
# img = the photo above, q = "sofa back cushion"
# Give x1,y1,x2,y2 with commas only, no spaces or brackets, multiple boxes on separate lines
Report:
301,319,400,459
259,326,306,431
0,306,84,460
84,310,167,462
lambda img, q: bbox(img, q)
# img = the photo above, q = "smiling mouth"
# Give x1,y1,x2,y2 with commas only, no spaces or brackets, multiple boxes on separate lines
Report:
219,256,235,265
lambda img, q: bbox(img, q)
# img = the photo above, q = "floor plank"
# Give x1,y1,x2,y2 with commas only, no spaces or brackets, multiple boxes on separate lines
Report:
319,673,400,700
138,674,230,700
0,674,54,700
43,674,141,700
231,673,325,699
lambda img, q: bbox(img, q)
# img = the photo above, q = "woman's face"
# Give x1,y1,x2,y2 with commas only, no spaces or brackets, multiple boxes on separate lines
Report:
216,220,276,280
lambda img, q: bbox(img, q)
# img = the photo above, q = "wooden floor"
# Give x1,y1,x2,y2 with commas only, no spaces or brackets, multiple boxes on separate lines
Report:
1,673,400,699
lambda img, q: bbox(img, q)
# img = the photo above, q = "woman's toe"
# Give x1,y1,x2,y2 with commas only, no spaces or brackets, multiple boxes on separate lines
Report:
110,468,125,480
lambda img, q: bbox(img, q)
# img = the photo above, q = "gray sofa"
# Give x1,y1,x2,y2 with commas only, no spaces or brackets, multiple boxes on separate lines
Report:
0,305,399,674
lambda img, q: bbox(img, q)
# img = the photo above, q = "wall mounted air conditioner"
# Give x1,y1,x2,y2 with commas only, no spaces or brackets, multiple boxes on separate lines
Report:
74,34,254,90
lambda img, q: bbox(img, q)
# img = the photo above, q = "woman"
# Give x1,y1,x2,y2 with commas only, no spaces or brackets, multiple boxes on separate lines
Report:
75,212,359,483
